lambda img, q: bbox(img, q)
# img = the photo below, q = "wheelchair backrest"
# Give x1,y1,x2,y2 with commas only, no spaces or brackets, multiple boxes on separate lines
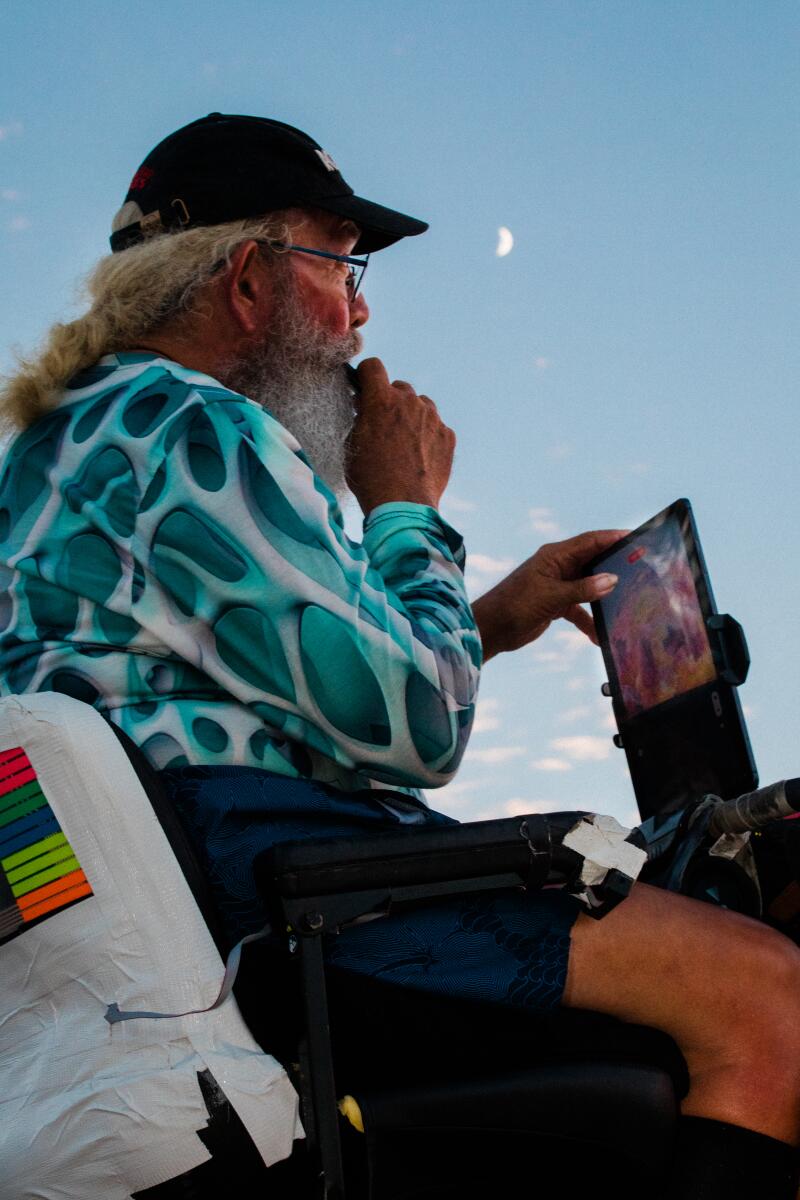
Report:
0,692,301,1200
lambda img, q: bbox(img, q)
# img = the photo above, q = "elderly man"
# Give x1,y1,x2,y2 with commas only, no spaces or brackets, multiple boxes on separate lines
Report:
1,114,798,1198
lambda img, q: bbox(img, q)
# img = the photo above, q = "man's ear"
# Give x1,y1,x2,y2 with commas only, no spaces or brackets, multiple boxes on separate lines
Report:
224,240,271,335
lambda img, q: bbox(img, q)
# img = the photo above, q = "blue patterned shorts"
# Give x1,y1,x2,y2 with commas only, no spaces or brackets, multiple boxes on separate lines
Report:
161,766,581,1015
327,887,579,1013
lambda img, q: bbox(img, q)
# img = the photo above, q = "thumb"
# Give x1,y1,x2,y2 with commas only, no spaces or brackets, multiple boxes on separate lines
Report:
356,357,390,403
573,572,618,603
540,572,615,617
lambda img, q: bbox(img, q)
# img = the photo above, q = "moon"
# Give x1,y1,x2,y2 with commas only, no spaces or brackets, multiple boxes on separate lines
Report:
496,226,514,257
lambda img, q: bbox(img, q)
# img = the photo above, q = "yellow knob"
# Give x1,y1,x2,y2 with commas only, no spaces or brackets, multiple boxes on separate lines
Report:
338,1094,364,1133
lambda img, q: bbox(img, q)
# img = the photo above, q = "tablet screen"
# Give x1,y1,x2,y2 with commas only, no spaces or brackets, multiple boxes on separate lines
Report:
592,510,716,718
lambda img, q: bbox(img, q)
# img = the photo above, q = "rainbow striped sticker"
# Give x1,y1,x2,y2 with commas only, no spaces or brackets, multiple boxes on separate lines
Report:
0,746,92,946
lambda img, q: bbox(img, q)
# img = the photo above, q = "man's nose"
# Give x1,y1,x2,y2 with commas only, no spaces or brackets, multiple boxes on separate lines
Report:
350,291,369,328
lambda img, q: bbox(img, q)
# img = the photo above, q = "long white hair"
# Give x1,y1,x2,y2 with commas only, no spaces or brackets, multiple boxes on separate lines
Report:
0,213,292,431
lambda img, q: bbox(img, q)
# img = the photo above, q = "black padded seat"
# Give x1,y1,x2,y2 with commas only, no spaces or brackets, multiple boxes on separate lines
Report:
324,972,684,1199
346,1062,677,1200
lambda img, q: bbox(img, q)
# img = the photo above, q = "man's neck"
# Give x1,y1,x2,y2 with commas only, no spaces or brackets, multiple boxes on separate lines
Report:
135,335,226,382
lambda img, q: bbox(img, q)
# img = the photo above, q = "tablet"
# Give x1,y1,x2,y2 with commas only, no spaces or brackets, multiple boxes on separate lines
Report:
585,499,758,818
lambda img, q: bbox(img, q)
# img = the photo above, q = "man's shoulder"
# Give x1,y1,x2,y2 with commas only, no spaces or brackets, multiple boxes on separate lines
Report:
63,351,242,415
56,351,278,450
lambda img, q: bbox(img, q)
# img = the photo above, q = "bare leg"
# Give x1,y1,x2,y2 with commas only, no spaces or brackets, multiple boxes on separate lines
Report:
564,881,800,1144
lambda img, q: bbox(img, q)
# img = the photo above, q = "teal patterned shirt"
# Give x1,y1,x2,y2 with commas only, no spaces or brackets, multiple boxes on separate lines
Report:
0,353,481,793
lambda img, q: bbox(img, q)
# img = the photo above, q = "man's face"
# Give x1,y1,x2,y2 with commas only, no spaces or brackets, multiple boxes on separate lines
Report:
221,209,368,499
284,209,370,344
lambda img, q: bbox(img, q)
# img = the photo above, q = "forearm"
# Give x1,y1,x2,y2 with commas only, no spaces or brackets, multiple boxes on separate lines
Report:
470,592,507,664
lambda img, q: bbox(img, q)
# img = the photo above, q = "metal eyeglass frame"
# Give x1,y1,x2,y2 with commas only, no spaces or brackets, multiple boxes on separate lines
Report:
266,241,369,299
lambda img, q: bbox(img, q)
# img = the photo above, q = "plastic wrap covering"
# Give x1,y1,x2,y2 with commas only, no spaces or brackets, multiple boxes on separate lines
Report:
0,693,302,1199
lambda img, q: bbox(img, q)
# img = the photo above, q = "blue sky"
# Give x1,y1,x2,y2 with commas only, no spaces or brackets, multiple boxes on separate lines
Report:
2,1,798,825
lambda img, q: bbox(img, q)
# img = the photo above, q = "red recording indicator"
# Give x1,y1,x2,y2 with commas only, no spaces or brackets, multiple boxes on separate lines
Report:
627,546,647,564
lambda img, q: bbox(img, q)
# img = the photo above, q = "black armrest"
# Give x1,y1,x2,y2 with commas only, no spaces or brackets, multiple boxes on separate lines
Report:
254,811,586,933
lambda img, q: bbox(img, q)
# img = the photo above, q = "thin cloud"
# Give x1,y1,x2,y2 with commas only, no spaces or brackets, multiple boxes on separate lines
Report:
551,735,611,762
529,649,563,666
438,778,484,798
503,798,582,817
557,705,591,725
0,121,23,141
554,628,589,652
471,697,500,734
602,462,652,486
7,215,30,232
435,778,487,809
463,745,526,765
0,188,19,201
566,676,589,692
442,493,477,515
468,553,515,575
599,707,617,732
534,357,552,371
547,442,573,461
465,552,515,596
529,506,561,536
530,626,591,672
566,691,620,735
531,757,572,772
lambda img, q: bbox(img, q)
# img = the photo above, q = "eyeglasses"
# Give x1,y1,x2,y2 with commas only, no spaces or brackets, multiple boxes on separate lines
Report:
265,241,369,299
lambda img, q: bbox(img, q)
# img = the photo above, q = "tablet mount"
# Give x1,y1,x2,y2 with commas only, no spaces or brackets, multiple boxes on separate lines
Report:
706,613,750,686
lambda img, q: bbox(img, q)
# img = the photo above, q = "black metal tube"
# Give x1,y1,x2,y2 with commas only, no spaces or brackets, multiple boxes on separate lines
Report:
708,779,800,837
298,936,346,1199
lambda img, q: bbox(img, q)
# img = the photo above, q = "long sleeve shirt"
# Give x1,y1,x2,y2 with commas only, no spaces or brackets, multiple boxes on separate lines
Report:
0,352,482,796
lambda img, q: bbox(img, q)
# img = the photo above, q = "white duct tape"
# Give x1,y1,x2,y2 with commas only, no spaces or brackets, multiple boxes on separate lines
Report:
709,830,752,861
562,813,647,888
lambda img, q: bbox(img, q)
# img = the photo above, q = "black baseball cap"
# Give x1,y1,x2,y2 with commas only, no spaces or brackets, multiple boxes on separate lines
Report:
110,112,428,255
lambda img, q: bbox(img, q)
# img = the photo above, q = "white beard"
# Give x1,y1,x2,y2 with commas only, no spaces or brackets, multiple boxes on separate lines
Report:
222,272,361,499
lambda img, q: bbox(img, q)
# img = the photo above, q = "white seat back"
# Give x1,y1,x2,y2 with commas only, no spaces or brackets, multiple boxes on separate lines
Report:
0,692,301,1199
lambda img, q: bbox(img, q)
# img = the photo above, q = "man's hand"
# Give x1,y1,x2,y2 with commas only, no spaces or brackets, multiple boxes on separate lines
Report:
346,358,455,514
471,530,627,662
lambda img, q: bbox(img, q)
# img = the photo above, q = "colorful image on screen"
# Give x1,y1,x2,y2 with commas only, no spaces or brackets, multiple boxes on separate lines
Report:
594,514,716,718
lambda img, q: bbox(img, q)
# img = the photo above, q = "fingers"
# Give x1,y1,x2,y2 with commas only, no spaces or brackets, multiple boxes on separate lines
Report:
547,572,616,623
345,360,454,512
560,565,617,646
355,362,438,418
564,604,599,646
355,359,415,396
546,529,629,572
388,381,438,419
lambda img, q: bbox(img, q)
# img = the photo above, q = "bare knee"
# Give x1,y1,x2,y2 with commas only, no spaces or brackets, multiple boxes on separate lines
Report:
681,924,800,1139
564,883,800,1139
565,882,800,1061
714,923,800,1069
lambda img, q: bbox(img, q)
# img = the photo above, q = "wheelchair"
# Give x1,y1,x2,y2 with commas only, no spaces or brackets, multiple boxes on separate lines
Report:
0,693,689,1200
